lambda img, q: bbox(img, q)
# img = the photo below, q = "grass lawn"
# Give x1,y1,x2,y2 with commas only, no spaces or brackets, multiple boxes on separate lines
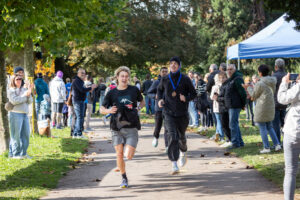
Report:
194,111,300,193
0,128,88,200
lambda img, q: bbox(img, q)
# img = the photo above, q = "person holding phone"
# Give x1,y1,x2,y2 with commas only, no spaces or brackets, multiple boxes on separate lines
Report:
8,75,33,159
278,73,300,200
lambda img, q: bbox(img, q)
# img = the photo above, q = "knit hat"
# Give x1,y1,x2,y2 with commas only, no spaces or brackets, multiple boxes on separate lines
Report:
170,56,181,67
56,71,63,78
14,66,24,74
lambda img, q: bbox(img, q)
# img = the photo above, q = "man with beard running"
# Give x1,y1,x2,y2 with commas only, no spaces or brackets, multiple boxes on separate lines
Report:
157,57,196,174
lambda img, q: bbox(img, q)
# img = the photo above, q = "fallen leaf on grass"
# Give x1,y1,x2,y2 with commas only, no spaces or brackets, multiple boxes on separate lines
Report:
246,165,254,169
231,162,236,165
42,170,55,174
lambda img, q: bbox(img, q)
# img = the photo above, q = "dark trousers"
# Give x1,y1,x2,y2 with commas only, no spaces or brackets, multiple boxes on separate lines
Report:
245,99,254,125
272,109,286,144
207,108,214,127
220,111,231,141
164,113,189,161
63,113,68,127
153,111,168,147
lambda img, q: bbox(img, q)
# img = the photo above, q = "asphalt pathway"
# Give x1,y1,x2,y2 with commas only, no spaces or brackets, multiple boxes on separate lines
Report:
41,118,283,200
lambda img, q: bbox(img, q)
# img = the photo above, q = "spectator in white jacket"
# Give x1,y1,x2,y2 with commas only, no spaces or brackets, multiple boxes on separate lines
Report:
278,73,300,200
49,71,66,129
210,73,224,141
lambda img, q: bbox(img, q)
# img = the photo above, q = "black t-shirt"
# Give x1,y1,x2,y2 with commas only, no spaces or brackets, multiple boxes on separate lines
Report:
102,85,143,131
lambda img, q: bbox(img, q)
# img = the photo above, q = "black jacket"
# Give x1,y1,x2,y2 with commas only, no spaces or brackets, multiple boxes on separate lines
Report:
148,75,164,112
206,70,220,95
217,79,230,113
157,72,196,117
272,69,287,110
195,79,209,112
72,76,92,102
224,71,247,109
142,79,153,95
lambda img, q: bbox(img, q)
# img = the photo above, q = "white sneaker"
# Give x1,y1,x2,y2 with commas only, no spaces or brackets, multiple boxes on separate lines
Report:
275,144,282,151
179,151,187,167
76,135,88,139
102,116,107,125
260,148,271,154
210,134,216,140
171,162,179,175
22,155,33,159
152,137,158,148
11,156,23,159
221,142,233,148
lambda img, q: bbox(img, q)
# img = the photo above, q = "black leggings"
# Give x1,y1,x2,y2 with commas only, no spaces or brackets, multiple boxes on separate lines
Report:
220,111,231,141
153,111,168,147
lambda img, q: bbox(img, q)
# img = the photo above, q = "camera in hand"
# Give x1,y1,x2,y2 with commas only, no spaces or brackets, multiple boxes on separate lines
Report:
290,73,299,81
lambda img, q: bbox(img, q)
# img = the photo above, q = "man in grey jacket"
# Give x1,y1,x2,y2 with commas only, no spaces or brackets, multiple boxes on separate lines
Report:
272,58,287,144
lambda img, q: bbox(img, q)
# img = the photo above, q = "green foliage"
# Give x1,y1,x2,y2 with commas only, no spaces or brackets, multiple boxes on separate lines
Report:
70,0,204,77
0,0,128,56
0,128,88,199
263,0,300,30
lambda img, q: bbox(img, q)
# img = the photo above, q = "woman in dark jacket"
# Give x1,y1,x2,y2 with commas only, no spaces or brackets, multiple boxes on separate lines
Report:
194,73,209,132
215,71,231,147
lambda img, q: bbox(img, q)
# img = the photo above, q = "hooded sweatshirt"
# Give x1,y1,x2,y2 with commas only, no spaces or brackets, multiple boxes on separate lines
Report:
34,78,49,102
247,76,277,122
210,74,222,113
49,76,66,103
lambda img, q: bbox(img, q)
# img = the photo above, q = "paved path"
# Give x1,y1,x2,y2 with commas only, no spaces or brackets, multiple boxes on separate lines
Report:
42,118,283,200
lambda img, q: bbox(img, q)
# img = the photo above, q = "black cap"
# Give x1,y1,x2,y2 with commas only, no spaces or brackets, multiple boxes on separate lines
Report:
14,66,24,74
170,56,181,67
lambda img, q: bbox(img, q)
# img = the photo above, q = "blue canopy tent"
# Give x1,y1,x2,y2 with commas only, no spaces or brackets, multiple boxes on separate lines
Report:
227,14,300,69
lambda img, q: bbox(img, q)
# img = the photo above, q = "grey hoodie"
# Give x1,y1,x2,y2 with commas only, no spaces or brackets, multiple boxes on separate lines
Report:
8,87,33,114
278,81,300,138
247,76,277,122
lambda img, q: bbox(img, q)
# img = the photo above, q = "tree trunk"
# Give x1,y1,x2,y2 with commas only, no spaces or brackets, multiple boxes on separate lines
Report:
24,39,38,134
0,50,10,154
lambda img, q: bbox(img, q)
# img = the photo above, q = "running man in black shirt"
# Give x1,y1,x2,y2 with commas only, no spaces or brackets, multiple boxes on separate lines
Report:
157,57,196,174
100,66,145,188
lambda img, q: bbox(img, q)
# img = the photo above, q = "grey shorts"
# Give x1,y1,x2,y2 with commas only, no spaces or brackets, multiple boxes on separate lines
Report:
52,103,64,113
111,128,139,148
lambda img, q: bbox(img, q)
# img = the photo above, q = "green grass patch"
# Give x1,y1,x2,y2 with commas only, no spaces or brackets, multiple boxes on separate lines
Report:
195,111,300,193
0,128,88,199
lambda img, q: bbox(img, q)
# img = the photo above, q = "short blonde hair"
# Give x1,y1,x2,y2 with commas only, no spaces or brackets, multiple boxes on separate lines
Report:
114,66,131,85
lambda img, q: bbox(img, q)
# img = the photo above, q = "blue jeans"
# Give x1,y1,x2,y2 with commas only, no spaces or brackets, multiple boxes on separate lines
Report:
73,100,85,136
229,108,244,147
188,101,199,126
257,122,280,149
9,112,30,157
215,113,224,138
272,109,286,144
145,95,155,114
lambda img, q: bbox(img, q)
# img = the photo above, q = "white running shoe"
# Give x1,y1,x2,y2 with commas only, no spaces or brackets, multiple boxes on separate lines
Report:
260,148,271,154
221,142,233,148
11,156,23,159
171,162,179,175
76,135,88,139
102,116,107,125
152,137,158,148
179,151,187,167
22,155,33,159
275,144,282,151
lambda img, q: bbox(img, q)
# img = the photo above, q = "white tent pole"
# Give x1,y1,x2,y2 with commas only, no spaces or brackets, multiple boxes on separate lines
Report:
238,56,240,70
226,59,229,68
